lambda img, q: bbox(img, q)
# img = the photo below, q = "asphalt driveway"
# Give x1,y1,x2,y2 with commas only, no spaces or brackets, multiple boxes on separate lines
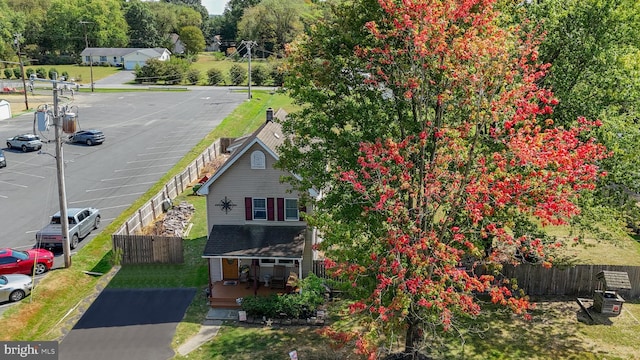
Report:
59,288,196,360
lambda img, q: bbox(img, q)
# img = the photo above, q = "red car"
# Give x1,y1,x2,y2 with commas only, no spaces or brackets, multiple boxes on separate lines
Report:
0,248,55,276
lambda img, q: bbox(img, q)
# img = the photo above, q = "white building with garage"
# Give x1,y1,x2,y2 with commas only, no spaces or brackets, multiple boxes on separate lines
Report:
80,48,171,70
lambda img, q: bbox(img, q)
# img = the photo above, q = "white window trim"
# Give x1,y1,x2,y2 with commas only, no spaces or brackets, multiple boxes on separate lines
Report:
259,258,296,267
251,150,266,169
253,197,267,220
284,198,299,221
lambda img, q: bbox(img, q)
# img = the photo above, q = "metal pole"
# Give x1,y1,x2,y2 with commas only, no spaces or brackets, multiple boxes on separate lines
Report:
14,33,29,110
80,21,94,92
90,54,94,92
53,78,72,268
247,41,252,100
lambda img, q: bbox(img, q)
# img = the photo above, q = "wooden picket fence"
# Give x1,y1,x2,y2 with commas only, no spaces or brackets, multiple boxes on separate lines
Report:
112,234,183,264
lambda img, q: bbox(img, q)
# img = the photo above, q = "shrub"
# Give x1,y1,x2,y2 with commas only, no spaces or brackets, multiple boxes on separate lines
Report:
26,68,35,78
62,71,69,81
135,59,164,84
163,63,184,85
13,68,21,79
240,274,327,319
36,67,47,79
211,52,225,60
3,69,12,79
48,68,59,80
185,69,200,85
251,65,269,86
270,64,286,87
206,68,223,85
229,64,246,86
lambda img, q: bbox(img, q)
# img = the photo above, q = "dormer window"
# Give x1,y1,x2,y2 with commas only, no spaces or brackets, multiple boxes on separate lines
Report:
251,151,266,169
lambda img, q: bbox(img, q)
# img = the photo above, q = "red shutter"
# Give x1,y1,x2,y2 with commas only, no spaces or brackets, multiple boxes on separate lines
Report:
277,198,284,221
245,197,252,220
267,198,275,221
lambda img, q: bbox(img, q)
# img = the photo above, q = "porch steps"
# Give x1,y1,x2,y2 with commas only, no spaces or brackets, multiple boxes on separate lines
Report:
209,297,242,309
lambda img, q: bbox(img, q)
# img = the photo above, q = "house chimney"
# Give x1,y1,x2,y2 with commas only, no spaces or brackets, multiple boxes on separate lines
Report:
266,107,274,123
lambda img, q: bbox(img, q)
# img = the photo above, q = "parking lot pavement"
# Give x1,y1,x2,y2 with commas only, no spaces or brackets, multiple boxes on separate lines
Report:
59,288,196,360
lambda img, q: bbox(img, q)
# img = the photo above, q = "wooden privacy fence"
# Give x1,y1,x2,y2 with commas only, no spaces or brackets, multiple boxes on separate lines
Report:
113,235,184,264
496,264,640,298
314,261,640,298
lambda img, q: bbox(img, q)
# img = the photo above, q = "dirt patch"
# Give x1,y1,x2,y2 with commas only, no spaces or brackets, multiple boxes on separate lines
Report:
1,93,53,116
146,201,196,236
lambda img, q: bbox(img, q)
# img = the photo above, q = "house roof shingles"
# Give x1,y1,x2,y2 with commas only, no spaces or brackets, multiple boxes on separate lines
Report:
196,109,289,195
203,225,306,258
80,47,169,57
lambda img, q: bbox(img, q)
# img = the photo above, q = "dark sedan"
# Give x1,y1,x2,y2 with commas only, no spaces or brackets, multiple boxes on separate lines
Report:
68,129,105,146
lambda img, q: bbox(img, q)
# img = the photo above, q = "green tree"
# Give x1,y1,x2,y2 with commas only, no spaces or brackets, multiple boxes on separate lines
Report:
179,25,205,55
229,63,246,85
250,64,269,86
278,0,609,357
216,0,262,43
135,58,164,83
206,68,223,85
513,0,640,236
41,0,128,56
47,68,58,80
185,68,200,84
125,0,163,48
35,67,46,79
237,0,307,57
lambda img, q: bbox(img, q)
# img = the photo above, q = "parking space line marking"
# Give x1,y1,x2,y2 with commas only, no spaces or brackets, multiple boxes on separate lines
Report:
127,157,181,163
101,172,166,181
86,182,156,192
68,192,146,204
137,150,186,156
1,170,46,179
0,180,28,188
114,164,168,172
146,144,185,150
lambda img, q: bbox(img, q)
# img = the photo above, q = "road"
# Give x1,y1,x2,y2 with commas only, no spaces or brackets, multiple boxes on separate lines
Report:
0,86,246,253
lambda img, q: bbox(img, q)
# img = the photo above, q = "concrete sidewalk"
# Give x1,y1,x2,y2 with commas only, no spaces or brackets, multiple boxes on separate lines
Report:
176,319,223,356
176,309,239,356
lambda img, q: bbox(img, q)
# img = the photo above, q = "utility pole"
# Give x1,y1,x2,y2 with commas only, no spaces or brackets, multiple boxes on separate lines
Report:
13,33,29,110
80,21,94,92
31,74,78,268
52,75,72,267
242,40,257,100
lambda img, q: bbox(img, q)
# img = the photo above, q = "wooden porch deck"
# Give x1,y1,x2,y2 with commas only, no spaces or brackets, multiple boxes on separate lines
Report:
208,280,282,308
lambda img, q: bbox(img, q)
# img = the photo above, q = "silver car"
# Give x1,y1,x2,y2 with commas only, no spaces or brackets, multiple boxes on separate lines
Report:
0,149,5,168
0,274,33,302
6,134,43,152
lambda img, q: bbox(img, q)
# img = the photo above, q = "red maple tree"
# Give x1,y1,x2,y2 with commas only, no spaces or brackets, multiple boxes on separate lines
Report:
313,0,609,358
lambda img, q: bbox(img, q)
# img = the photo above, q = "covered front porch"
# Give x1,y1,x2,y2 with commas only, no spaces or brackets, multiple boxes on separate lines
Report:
208,280,282,308
203,225,307,308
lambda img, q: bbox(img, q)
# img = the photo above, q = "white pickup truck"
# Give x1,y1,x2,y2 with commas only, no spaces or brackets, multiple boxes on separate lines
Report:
35,207,101,249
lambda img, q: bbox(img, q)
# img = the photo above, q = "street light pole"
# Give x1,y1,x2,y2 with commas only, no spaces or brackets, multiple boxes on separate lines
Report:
13,33,29,110
80,21,94,92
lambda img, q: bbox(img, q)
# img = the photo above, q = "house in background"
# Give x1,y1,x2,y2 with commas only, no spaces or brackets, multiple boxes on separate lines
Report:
197,108,320,295
80,47,171,70
169,34,185,55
